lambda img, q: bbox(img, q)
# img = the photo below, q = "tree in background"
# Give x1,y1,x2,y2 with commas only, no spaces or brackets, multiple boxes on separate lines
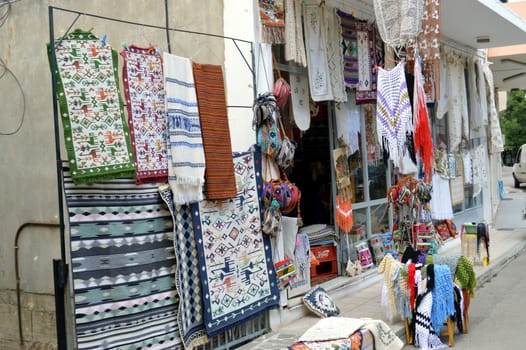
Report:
500,89,526,164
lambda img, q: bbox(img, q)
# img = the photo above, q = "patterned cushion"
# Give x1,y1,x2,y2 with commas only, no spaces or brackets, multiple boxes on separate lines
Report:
302,286,340,318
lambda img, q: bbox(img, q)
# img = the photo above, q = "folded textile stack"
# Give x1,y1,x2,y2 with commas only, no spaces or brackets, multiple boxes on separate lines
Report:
299,224,338,247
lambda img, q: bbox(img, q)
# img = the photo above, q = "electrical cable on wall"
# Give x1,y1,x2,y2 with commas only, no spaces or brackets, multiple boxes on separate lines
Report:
0,58,26,135
0,2,10,29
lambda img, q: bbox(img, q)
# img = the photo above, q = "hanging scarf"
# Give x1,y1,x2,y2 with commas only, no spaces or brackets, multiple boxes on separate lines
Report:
472,144,488,197
414,291,448,350
335,194,353,234
376,62,413,169
192,62,237,200
413,58,434,181
303,3,333,101
121,45,168,184
335,93,361,154
284,0,307,67
407,262,416,311
456,255,476,297
377,254,402,320
163,53,206,204
483,62,505,153
289,72,311,131
431,265,456,334
324,6,347,102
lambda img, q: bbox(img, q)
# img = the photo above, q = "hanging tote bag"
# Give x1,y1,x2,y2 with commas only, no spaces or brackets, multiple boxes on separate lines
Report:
272,54,291,110
257,111,282,159
275,115,297,169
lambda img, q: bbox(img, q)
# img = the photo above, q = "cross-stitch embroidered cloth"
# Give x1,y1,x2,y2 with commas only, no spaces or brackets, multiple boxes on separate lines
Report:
191,148,280,336
63,167,182,349
159,185,208,350
121,45,168,184
49,29,135,184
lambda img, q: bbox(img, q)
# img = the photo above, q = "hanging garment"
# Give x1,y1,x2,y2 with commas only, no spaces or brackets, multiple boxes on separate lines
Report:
324,6,347,102
376,62,413,169
284,0,307,67
436,51,468,150
472,144,488,197
431,265,456,334
482,62,505,153
373,0,424,50
463,150,473,184
121,45,168,184
467,58,484,136
303,3,334,101
259,0,285,44
476,60,489,127
430,172,454,220
163,53,206,205
49,29,135,184
289,72,311,131
192,62,237,200
413,58,434,181
335,92,361,154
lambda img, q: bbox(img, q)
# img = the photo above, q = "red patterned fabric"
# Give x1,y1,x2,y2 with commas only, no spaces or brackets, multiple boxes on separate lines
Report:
192,63,237,200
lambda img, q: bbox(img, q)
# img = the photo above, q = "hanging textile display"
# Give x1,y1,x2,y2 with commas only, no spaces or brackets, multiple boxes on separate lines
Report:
472,144,488,197
407,0,441,102
63,169,180,350
324,7,347,103
289,72,311,131
48,29,135,184
337,10,381,104
467,59,484,136
259,0,285,44
376,63,413,169
192,62,237,200
430,172,454,220
159,185,208,350
303,3,334,102
482,62,505,154
436,51,468,151
413,58,434,181
288,232,311,298
121,45,168,184
191,148,280,337
335,92,361,154
373,0,424,50
284,0,307,67
333,147,353,233
163,53,206,205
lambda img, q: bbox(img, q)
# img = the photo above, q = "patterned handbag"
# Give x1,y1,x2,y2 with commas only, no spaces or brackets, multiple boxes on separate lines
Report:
257,113,282,159
275,115,297,169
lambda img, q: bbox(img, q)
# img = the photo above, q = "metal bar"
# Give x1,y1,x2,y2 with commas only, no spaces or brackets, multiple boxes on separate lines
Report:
49,6,68,349
164,0,171,53
53,259,68,350
231,38,254,77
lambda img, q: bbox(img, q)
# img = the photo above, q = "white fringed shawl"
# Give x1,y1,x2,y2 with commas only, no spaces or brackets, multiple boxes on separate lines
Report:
414,291,448,350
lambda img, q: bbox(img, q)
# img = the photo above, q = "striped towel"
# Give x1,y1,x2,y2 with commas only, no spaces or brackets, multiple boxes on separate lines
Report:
192,63,236,200
163,53,206,205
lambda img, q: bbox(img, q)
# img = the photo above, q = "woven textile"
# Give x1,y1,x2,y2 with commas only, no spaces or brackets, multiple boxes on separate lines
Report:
299,317,365,342
303,4,334,102
324,7,347,103
373,0,424,49
482,62,505,153
49,29,135,184
376,63,413,169
163,53,206,205
121,46,168,184
337,10,380,104
192,62,237,200
259,0,285,44
431,265,456,334
63,169,181,350
159,185,208,349
191,148,279,336
289,72,311,131
290,330,364,350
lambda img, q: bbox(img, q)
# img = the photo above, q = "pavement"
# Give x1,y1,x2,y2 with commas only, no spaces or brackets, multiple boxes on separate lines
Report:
238,173,526,350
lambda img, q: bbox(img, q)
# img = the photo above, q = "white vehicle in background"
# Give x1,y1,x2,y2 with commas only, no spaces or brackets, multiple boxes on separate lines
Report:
512,144,526,188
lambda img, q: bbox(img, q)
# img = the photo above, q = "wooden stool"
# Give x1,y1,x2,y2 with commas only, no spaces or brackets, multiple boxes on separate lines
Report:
439,317,455,347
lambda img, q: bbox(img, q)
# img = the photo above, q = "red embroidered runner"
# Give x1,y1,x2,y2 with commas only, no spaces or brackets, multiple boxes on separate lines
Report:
192,63,236,200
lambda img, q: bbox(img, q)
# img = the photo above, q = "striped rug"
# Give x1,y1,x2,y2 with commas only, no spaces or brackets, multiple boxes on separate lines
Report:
63,169,182,350
192,63,237,200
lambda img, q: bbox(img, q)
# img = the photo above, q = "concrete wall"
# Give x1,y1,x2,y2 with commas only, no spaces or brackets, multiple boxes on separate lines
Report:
0,0,260,347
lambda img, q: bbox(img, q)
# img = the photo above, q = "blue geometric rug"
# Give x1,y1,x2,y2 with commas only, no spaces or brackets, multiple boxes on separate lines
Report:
159,185,209,349
63,170,182,350
191,147,280,337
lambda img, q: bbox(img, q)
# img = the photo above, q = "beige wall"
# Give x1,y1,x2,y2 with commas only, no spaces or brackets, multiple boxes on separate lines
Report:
0,0,237,347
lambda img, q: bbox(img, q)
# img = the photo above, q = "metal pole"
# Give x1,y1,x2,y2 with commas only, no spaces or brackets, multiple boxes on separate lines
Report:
164,0,172,53
48,6,68,350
